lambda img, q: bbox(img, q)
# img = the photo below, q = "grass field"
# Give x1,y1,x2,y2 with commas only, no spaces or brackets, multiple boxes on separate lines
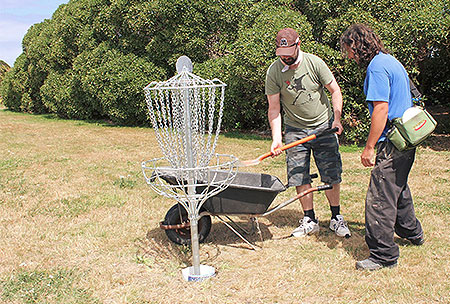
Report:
1,108,449,304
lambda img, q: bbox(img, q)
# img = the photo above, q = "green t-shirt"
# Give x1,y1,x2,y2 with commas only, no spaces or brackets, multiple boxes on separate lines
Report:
265,53,334,129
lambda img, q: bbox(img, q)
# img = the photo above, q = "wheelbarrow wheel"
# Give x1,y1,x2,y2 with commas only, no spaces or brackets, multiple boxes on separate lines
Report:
163,204,212,245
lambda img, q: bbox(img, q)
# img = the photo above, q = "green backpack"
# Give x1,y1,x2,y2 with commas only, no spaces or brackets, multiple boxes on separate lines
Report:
387,79,437,151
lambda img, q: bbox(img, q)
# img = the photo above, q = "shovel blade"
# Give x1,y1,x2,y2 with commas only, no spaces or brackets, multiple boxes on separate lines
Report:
237,158,261,167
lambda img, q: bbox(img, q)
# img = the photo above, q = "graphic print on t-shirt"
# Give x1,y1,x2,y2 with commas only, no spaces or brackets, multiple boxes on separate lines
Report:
286,72,313,105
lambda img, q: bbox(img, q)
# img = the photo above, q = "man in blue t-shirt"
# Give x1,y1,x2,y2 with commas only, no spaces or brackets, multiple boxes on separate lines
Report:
340,24,424,271
364,52,413,142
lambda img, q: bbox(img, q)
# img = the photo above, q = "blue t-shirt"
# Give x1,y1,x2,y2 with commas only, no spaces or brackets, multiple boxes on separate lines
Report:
364,52,412,141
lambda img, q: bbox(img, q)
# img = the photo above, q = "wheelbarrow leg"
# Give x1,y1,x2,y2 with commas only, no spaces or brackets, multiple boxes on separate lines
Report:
250,217,263,243
215,215,260,250
224,215,252,235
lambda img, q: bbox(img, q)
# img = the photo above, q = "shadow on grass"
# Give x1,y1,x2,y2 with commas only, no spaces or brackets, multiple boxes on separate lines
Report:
141,211,426,267
206,218,274,249
138,221,261,268
314,220,368,260
421,134,450,151
138,218,420,273
142,219,275,253
265,209,369,260
141,208,369,265
135,228,192,269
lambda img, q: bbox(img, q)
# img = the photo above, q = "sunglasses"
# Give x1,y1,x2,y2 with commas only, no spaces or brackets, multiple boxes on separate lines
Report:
277,42,298,49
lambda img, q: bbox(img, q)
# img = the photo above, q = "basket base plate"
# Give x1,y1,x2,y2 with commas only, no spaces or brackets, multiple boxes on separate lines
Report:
182,264,215,282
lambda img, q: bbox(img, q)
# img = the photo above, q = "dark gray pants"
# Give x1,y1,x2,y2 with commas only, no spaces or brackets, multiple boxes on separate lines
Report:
365,140,423,265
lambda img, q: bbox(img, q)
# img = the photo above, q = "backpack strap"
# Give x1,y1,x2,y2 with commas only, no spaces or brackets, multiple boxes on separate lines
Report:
409,78,424,106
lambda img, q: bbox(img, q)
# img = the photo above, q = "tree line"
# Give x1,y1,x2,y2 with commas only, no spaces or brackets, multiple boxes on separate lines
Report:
1,0,448,143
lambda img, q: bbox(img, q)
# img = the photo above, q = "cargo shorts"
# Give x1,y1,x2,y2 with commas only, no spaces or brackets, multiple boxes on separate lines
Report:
284,121,342,187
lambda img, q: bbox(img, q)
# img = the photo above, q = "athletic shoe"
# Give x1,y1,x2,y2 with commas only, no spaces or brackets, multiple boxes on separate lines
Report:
356,258,398,271
409,234,425,245
291,216,319,237
329,214,351,238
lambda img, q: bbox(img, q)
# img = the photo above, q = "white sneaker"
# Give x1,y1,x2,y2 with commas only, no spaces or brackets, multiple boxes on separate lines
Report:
329,215,351,238
292,216,319,237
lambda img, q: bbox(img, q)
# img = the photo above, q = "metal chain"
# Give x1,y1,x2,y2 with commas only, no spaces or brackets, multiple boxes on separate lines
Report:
145,71,226,172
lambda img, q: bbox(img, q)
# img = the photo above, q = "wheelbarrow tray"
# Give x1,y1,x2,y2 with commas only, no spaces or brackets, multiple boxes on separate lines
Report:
159,170,286,214
201,171,286,214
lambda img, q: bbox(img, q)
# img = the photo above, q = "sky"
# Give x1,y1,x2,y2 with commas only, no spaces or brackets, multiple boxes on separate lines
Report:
0,0,69,66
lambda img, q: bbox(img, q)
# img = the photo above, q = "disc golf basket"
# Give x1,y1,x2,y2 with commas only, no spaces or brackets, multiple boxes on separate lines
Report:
142,56,238,281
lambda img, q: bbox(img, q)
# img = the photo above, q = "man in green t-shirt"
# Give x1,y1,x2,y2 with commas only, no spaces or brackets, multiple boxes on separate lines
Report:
265,28,350,238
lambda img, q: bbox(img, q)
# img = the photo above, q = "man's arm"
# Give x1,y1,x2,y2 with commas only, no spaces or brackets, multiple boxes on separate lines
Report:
325,78,343,135
361,101,388,167
267,93,283,156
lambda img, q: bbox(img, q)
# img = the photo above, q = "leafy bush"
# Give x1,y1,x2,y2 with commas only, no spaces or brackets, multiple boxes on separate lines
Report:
0,60,9,85
74,44,166,125
1,0,449,141
40,70,97,119
0,65,20,110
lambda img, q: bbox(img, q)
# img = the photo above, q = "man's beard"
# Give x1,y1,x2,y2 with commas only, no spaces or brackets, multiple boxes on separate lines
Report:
282,54,298,65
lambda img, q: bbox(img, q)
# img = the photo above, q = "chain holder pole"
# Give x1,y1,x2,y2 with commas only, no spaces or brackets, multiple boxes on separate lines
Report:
142,56,237,281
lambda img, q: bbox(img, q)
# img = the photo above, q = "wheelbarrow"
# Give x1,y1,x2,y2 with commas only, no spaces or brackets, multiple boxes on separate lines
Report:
159,170,332,249
153,127,338,249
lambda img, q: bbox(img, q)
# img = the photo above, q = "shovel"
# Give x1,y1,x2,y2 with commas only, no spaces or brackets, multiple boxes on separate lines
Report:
238,127,339,167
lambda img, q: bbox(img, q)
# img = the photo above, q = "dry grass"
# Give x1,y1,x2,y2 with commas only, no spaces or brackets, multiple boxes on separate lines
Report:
1,109,449,304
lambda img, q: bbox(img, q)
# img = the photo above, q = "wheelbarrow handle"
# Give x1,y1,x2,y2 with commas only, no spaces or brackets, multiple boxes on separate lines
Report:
262,184,334,217
258,127,339,161
316,184,333,191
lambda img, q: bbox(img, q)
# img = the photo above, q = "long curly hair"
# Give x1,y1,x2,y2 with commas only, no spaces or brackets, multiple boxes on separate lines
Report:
340,24,388,68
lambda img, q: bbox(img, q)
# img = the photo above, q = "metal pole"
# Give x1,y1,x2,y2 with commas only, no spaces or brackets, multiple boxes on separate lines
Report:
189,216,201,273
181,72,201,276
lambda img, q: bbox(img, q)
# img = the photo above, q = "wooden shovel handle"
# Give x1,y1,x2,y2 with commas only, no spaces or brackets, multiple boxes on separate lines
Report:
259,127,339,161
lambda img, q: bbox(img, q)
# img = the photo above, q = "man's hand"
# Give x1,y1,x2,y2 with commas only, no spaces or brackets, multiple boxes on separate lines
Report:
361,146,375,167
331,119,343,135
271,140,283,156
